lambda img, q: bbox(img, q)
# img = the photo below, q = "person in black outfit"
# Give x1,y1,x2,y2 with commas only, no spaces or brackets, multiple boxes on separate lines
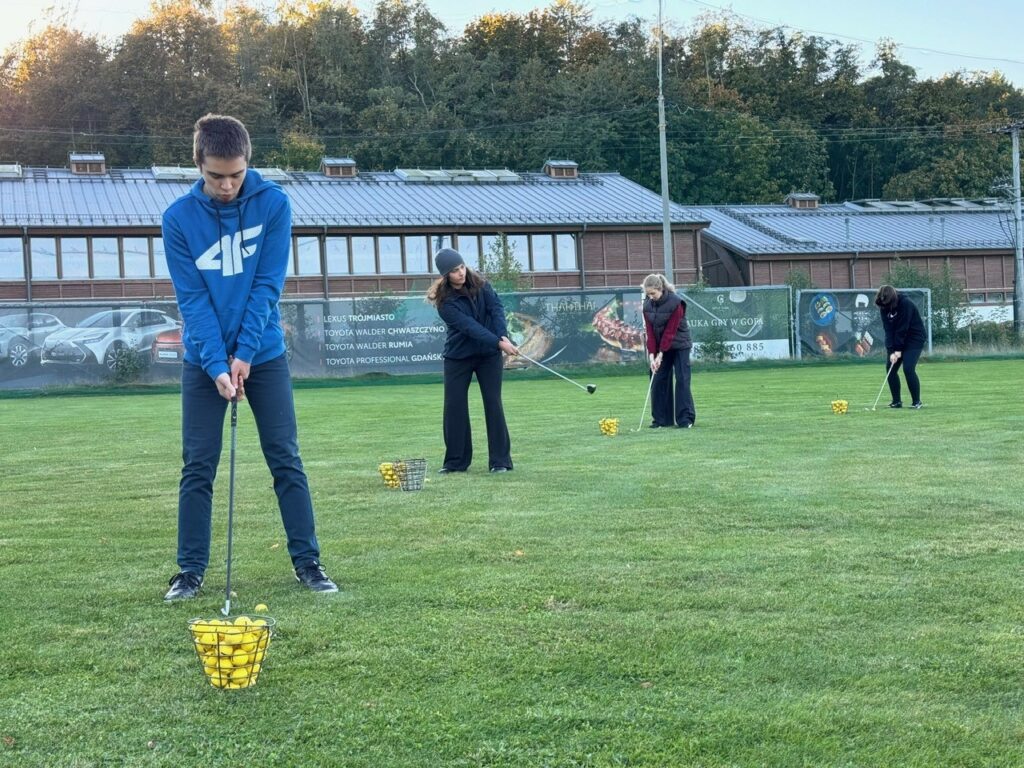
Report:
427,248,519,473
875,284,927,409
642,273,696,428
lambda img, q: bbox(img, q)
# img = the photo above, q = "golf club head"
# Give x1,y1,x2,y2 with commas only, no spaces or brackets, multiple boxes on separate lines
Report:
221,601,231,617
586,384,597,394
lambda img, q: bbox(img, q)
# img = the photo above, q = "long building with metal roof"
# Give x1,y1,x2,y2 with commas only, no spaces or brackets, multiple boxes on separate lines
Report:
0,156,707,302
689,194,1014,309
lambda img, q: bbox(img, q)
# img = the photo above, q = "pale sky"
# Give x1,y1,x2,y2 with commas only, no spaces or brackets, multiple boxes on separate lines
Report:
4,0,1024,88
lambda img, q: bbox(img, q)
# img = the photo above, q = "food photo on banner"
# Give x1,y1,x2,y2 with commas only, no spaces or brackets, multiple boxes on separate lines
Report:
795,288,932,359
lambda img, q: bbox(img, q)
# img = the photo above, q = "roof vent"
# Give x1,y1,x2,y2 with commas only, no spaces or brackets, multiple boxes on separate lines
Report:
254,167,291,182
0,163,23,179
543,160,579,179
69,152,106,175
151,165,201,181
784,192,819,210
321,157,358,178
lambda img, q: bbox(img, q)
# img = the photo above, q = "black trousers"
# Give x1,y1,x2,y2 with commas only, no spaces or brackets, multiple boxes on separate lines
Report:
442,353,512,471
886,346,923,404
651,347,696,427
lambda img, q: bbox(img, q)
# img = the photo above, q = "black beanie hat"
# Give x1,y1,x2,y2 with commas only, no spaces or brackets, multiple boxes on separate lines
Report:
435,247,465,275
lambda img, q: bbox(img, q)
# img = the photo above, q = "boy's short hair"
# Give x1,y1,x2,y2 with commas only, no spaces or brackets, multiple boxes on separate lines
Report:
193,114,252,166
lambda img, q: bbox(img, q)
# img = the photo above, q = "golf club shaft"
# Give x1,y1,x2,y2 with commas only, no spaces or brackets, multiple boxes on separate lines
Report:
223,396,238,616
637,373,655,431
871,359,897,410
517,351,589,392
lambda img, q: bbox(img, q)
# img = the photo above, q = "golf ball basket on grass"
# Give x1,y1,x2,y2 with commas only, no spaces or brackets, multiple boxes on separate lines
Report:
831,399,849,415
599,417,620,436
379,458,427,491
188,615,275,690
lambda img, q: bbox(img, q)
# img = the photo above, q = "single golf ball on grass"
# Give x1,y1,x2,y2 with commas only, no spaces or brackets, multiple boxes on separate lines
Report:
831,399,849,415
599,417,620,436
189,615,274,690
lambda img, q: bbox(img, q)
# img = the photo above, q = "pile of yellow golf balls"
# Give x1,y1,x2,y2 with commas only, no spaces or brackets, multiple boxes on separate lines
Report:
378,462,400,488
189,615,272,690
831,399,849,415
599,417,620,436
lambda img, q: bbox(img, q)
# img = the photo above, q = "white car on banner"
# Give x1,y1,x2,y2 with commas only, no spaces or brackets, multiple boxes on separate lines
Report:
0,312,67,368
41,309,180,370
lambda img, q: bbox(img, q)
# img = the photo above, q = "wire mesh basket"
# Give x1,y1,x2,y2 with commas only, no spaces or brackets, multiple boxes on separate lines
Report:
188,615,275,690
393,458,427,491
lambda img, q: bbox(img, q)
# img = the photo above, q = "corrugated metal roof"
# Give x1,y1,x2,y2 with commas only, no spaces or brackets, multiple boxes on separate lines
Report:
0,167,704,229
687,202,1014,255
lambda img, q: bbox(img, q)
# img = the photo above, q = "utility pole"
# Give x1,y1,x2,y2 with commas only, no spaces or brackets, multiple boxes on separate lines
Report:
657,0,673,279
998,121,1024,338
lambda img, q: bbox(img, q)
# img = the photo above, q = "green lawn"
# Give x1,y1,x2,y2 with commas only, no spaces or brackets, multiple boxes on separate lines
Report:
1,359,1022,767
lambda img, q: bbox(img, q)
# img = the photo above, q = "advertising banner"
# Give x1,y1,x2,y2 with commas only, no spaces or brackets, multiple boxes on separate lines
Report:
0,286,792,390
795,288,931,358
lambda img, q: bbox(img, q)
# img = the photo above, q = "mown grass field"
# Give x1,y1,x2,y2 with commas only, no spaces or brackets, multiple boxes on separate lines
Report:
1,358,1022,767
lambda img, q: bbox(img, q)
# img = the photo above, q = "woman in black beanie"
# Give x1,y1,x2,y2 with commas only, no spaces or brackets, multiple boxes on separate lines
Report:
875,284,927,409
427,248,519,473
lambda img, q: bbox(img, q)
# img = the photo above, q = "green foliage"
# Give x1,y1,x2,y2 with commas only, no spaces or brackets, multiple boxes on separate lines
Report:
3,361,1024,765
884,258,968,343
695,324,735,363
2,7,1023,203
106,346,147,383
482,233,532,293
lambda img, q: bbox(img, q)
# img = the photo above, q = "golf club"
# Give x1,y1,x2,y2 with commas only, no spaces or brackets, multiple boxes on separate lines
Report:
632,373,655,432
222,395,238,617
867,358,897,411
517,351,596,394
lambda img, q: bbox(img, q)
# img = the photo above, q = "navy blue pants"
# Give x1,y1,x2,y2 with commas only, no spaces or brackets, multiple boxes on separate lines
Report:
651,347,696,427
886,346,923,405
442,353,512,471
177,354,321,575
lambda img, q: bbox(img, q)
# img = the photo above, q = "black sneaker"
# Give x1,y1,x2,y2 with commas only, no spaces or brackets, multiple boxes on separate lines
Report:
295,562,339,593
910,402,924,409
888,402,903,409
164,572,202,602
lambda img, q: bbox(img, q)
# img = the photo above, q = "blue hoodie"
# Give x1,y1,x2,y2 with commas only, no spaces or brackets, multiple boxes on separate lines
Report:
162,169,289,380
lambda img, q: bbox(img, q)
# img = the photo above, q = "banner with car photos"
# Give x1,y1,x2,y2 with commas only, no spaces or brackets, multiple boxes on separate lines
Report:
794,288,932,359
0,286,792,389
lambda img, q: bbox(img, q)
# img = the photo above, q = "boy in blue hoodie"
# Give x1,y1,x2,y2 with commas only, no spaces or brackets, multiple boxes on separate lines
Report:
161,114,337,600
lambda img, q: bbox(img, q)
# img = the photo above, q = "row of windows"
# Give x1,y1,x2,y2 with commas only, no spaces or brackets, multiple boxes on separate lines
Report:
0,233,578,280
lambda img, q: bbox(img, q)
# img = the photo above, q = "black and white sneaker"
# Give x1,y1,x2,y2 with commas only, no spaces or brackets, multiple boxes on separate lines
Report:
910,402,924,409
888,402,903,409
295,562,339,593
164,572,203,602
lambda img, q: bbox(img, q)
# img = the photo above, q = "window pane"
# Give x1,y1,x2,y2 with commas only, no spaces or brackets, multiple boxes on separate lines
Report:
326,237,349,275
92,238,120,278
152,238,169,277
285,238,295,277
352,237,375,275
378,236,402,274
404,236,429,274
296,236,320,276
30,238,57,279
483,234,527,271
61,238,89,279
432,234,455,253
457,235,481,269
506,235,528,270
556,234,577,271
123,238,151,278
531,234,554,271
0,238,24,280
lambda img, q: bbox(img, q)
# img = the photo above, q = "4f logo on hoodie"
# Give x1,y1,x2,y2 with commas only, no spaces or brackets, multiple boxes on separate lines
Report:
194,225,264,276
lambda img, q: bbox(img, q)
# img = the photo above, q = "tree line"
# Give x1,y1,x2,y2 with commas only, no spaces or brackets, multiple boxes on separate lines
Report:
1,0,1022,205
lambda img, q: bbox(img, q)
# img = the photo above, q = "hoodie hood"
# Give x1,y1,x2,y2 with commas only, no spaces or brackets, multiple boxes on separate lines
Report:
187,167,275,212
